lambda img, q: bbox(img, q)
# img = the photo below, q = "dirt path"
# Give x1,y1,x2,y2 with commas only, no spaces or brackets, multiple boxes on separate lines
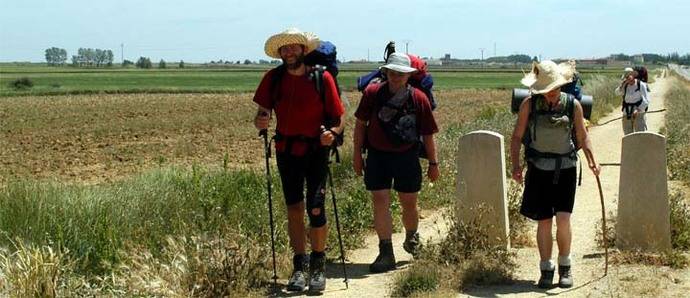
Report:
275,71,688,297
465,70,689,297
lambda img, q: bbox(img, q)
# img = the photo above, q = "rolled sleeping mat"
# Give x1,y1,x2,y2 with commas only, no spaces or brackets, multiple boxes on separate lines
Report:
511,88,593,120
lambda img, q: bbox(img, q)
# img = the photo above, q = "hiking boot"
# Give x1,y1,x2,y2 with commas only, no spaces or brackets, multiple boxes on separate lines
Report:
558,265,573,288
286,254,308,292
369,242,396,273
308,254,326,293
538,269,555,289
286,270,307,292
403,231,420,257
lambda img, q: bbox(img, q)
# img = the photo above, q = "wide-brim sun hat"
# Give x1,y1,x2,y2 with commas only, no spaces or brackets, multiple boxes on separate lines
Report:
264,28,320,59
621,67,635,79
520,60,576,94
379,52,418,73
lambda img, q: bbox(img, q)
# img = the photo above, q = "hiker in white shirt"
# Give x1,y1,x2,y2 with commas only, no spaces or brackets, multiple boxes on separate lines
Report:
615,67,650,134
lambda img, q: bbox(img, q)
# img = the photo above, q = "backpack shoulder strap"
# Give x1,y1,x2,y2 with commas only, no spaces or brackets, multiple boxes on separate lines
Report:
270,65,287,105
566,94,575,122
312,66,326,104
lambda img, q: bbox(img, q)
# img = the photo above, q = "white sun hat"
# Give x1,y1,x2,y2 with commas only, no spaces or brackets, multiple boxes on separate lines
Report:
379,53,418,73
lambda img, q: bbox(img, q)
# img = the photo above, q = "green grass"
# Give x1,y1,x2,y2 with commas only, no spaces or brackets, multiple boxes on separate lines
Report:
0,65,620,96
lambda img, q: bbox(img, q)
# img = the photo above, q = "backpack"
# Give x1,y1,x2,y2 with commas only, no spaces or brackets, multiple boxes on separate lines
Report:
375,83,419,146
523,94,583,185
304,41,340,95
559,72,583,100
632,66,651,92
269,40,344,147
356,42,436,110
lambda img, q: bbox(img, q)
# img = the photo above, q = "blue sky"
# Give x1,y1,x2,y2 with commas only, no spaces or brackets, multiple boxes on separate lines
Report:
1,0,688,63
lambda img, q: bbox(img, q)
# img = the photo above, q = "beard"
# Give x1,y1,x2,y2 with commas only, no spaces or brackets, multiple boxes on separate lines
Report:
283,53,305,70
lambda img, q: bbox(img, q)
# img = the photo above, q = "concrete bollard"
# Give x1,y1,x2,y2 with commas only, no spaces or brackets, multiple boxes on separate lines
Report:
616,132,671,251
456,130,510,249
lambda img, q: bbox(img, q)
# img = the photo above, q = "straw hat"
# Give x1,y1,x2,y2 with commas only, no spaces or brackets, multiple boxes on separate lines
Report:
379,53,417,73
520,60,576,94
264,28,320,59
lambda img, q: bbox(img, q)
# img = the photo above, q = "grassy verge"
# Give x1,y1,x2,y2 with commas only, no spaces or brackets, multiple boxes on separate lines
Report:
594,78,690,269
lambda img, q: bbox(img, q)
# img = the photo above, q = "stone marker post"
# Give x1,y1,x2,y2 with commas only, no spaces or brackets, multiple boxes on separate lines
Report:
456,130,510,249
617,132,671,251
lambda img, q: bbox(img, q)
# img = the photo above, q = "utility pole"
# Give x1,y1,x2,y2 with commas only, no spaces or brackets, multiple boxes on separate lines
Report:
494,42,497,57
480,48,486,68
121,43,124,64
367,48,370,62
402,39,412,54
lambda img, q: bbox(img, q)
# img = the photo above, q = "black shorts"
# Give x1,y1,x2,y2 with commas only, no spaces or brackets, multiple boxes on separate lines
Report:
364,147,422,193
520,163,576,220
276,147,328,206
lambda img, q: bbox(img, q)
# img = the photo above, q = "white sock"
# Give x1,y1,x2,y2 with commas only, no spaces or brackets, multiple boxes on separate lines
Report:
558,255,571,267
540,260,555,271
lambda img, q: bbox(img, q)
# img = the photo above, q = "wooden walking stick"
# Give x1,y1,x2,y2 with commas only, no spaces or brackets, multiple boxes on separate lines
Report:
595,175,608,276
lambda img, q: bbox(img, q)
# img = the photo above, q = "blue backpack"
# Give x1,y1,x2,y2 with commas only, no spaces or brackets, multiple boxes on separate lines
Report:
559,72,583,100
304,41,340,95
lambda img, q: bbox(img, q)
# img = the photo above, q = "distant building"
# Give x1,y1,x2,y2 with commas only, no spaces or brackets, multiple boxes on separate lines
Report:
633,55,644,64
575,58,608,66
424,58,443,66
607,59,632,66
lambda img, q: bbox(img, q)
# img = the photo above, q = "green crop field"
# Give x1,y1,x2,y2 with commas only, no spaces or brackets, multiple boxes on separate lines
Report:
0,64,621,96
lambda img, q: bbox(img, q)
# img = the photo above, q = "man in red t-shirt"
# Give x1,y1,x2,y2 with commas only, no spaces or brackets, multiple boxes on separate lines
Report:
353,52,440,273
253,28,345,293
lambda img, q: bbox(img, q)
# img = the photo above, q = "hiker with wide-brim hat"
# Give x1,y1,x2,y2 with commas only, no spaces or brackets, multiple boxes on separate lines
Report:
253,27,346,293
352,52,440,273
616,67,650,134
510,60,601,289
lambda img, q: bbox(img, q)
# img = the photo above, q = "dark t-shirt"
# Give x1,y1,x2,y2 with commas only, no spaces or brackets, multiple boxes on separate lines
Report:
355,82,438,152
253,68,345,156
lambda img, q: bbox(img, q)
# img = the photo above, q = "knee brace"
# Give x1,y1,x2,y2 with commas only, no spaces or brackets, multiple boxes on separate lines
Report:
307,188,327,228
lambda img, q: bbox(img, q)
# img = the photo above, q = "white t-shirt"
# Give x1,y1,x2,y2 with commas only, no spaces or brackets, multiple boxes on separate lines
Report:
615,79,650,112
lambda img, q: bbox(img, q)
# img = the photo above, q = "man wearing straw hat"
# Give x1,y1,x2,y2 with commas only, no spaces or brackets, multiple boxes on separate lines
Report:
353,52,440,273
616,67,650,134
253,28,345,293
510,60,600,288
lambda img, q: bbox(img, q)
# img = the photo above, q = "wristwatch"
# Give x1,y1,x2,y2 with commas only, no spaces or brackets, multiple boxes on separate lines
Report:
429,161,439,166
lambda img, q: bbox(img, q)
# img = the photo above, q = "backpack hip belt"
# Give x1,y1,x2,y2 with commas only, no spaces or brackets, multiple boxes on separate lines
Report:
273,131,321,155
525,147,577,184
621,99,643,119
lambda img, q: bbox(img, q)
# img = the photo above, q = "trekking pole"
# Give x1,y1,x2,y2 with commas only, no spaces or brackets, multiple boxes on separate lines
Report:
326,145,349,288
595,175,609,276
259,126,278,288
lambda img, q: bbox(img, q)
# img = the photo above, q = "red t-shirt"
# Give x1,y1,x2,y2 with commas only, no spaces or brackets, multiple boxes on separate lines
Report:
253,68,345,156
355,83,438,152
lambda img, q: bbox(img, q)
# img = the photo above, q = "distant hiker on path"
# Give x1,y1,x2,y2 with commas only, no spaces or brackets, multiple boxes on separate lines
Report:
253,28,346,293
352,52,440,273
616,67,651,134
510,60,601,289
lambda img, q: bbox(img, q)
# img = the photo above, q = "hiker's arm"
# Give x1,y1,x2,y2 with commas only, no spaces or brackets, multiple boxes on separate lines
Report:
510,98,530,183
638,83,650,112
423,134,440,182
320,114,346,146
254,106,271,130
352,119,367,176
574,101,600,176
615,82,625,96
